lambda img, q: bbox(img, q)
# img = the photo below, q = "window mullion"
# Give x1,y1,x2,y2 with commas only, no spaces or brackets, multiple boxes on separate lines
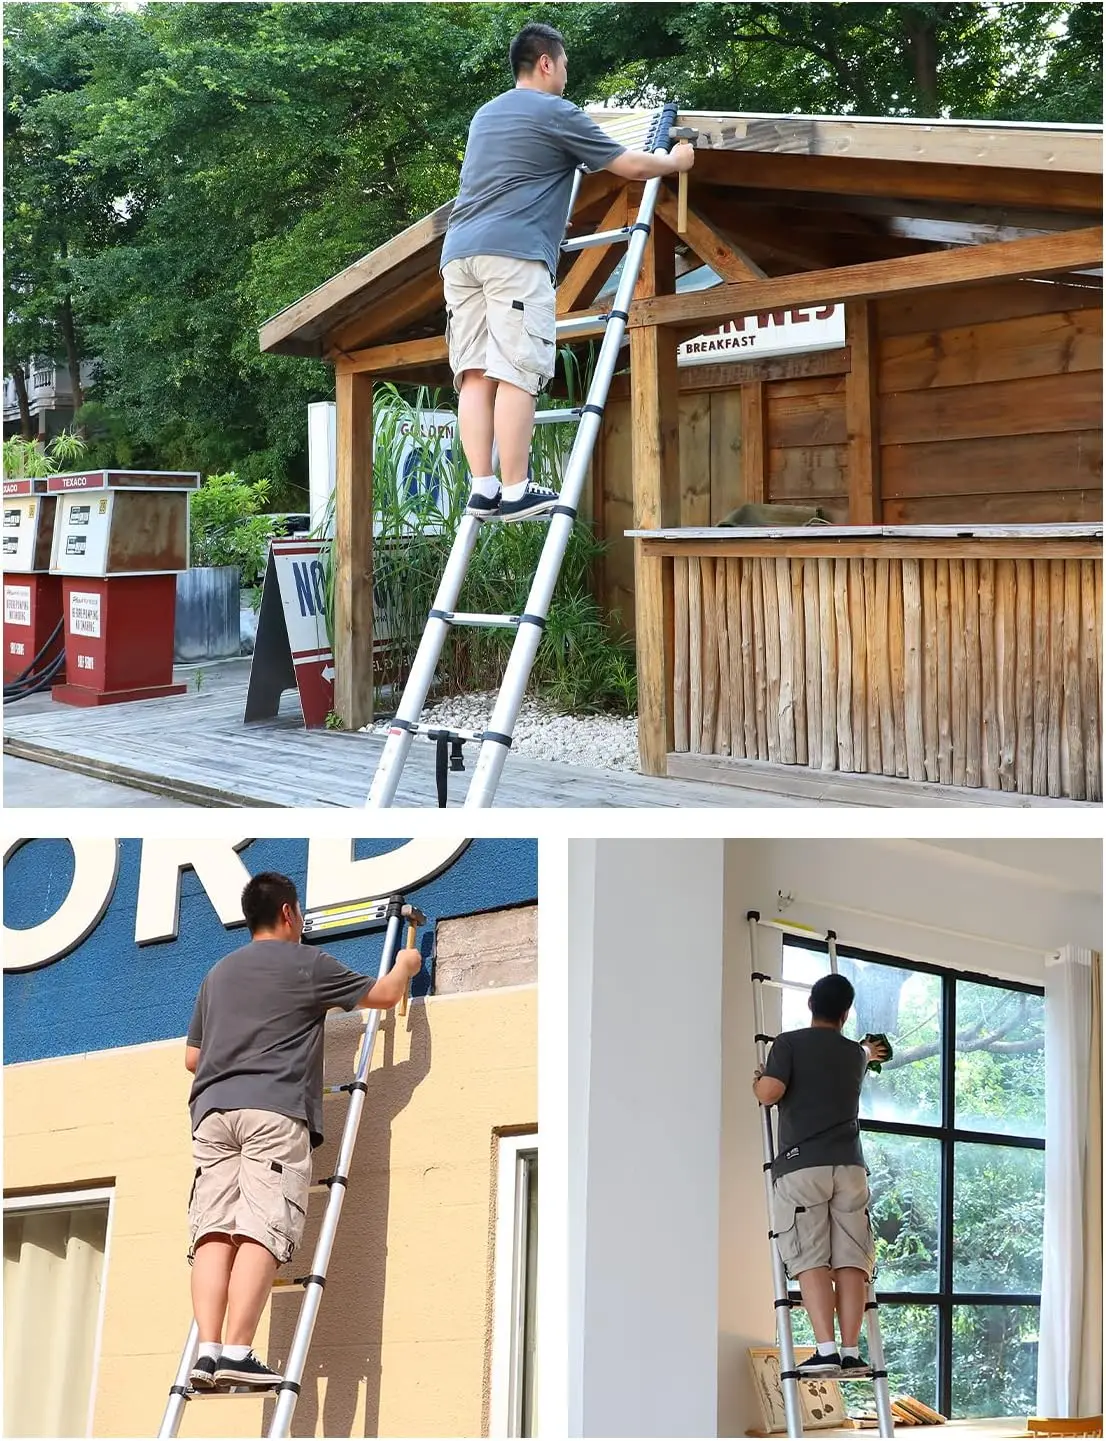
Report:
938,971,956,1418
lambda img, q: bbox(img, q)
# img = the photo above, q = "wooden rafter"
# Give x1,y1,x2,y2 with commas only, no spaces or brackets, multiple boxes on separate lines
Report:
329,266,444,353
629,226,1104,337
334,308,612,376
653,191,765,281
557,189,629,315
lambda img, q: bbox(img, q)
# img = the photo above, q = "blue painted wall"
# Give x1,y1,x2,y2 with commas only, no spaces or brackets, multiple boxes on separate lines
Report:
4,838,537,1065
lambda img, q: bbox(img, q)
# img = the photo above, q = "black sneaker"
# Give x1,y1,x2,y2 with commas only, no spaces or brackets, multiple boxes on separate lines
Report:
189,1355,218,1391
497,482,558,522
797,1350,842,1375
839,1355,874,1377
214,1350,283,1389
465,488,501,519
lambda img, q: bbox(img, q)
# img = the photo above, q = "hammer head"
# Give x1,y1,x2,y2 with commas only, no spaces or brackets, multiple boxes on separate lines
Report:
669,126,699,144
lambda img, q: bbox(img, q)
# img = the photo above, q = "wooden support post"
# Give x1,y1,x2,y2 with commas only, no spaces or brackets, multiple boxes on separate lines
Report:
845,301,880,525
334,368,375,730
632,222,679,776
740,381,766,505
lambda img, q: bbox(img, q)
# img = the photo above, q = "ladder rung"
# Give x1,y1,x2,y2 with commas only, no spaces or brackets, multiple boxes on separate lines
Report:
407,722,485,744
443,611,520,629
561,225,633,252
533,406,583,425
185,1386,277,1400
554,312,608,338
271,1277,308,1291
309,1181,331,1194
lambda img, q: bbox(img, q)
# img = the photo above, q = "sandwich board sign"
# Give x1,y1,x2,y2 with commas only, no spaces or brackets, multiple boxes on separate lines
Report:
244,539,335,727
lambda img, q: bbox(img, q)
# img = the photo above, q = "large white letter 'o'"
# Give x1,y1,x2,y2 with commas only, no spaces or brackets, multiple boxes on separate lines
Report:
3,839,121,972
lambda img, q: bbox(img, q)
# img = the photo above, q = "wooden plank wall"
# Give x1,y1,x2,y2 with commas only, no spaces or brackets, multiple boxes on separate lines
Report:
875,279,1103,524
671,550,1102,801
598,279,1102,636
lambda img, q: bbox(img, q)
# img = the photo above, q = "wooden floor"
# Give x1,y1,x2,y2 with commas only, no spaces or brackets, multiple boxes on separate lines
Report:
7,661,1087,809
3,662,809,809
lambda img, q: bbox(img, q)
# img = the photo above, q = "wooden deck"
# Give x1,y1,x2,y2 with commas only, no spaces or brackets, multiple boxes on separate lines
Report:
5,661,1082,807
2,662,803,809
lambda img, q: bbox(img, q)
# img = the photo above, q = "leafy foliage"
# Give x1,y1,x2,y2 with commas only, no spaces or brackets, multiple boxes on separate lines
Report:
188,470,273,581
4,3,1100,494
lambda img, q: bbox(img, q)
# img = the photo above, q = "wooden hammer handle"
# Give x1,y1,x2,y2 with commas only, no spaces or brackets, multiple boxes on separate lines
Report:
400,920,418,1017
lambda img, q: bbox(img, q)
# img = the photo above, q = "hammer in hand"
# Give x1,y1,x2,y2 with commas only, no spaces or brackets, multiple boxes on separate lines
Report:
669,126,699,234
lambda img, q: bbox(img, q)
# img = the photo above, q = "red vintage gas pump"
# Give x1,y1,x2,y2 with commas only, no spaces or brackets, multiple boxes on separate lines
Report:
3,475,66,687
47,469,200,706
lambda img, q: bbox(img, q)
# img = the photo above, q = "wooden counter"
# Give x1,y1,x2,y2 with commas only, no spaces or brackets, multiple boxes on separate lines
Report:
625,525,1102,801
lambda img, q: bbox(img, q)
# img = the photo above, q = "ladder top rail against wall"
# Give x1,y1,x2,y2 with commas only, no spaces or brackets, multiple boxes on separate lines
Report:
367,103,681,808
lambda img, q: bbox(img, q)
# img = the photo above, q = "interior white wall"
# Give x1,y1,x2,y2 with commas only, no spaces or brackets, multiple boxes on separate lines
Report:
717,837,1103,1437
569,839,725,1439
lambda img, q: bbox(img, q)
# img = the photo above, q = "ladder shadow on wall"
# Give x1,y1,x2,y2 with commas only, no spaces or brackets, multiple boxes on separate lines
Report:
264,1000,433,1438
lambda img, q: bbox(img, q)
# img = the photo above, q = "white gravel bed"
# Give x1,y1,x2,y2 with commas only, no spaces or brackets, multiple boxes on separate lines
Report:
365,690,640,772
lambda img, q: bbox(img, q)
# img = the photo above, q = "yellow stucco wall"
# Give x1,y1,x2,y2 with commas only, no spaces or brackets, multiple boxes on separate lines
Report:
4,982,536,1439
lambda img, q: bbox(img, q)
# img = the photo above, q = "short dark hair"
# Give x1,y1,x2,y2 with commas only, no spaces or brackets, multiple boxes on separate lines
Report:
810,974,855,1024
510,22,565,78
241,872,300,934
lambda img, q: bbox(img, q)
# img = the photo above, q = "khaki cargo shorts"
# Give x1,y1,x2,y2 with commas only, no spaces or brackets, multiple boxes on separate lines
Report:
772,1164,875,1279
442,255,556,397
188,1109,312,1265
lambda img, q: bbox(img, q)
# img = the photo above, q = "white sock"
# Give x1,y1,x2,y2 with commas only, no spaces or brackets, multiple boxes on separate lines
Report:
501,480,531,501
817,1340,838,1357
197,1343,222,1362
841,1345,859,1359
469,474,499,498
221,1344,251,1361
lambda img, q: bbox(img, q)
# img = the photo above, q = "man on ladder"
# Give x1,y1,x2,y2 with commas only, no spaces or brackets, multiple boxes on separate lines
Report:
181,871,421,1392
753,972,891,1376
442,21,695,522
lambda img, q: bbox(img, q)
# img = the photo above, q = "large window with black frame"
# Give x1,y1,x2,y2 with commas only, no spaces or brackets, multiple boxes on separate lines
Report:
778,937,1044,1421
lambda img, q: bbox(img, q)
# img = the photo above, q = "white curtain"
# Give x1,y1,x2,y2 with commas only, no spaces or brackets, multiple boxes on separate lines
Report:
1037,947,1103,1418
3,1203,108,1437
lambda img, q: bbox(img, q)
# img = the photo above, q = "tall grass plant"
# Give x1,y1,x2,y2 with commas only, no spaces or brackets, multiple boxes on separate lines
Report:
313,367,637,716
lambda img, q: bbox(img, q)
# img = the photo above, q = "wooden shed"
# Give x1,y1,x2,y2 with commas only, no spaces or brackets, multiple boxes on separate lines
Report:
259,109,1103,803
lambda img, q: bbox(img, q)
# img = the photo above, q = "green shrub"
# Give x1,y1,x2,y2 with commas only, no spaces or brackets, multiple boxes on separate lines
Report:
189,471,273,584
2,429,88,479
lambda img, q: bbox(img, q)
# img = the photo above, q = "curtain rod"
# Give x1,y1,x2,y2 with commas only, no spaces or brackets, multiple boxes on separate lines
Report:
772,894,1046,958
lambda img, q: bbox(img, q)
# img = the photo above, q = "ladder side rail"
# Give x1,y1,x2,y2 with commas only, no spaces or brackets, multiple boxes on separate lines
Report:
463,104,680,807
158,1321,200,1436
367,522,483,807
749,911,805,1439
865,1292,896,1437
266,907,405,1438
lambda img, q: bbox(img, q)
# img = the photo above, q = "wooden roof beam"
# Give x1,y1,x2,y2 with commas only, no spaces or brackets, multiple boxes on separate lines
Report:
629,225,1104,339
653,190,765,281
557,189,629,315
328,266,445,353
335,309,611,375
687,149,1102,215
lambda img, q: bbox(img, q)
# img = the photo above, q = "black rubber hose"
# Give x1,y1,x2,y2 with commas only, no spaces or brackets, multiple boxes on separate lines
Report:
4,648,65,703
4,617,64,687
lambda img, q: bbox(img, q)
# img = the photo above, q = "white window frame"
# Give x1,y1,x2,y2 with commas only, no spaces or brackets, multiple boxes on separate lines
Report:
490,1132,538,1438
3,1184,116,1438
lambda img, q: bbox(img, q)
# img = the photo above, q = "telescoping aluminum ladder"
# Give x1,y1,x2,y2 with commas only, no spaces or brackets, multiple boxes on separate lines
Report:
747,910,896,1439
367,102,681,809
158,894,426,1439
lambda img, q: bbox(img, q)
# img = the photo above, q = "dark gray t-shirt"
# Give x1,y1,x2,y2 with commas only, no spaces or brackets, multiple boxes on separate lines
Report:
441,89,626,277
763,1026,869,1178
186,939,374,1148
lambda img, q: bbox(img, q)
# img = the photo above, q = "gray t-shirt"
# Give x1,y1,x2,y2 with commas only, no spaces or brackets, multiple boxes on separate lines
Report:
441,88,626,277
763,1026,869,1178
186,939,374,1148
